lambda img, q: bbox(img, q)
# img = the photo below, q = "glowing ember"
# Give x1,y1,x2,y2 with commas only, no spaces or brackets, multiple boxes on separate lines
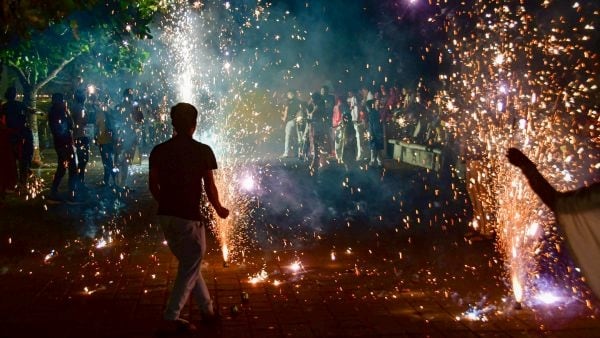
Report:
43,250,57,263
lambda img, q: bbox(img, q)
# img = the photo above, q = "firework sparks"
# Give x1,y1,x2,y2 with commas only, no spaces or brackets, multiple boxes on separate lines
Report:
248,269,268,285
439,0,599,307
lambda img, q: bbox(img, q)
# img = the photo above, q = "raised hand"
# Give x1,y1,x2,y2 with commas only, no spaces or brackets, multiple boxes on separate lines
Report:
506,148,534,169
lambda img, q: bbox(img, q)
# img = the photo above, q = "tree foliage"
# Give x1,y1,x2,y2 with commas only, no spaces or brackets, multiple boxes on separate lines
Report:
0,0,162,163
1,0,162,102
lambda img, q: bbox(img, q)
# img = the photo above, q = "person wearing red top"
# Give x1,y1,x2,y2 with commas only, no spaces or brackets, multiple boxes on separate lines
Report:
332,96,345,163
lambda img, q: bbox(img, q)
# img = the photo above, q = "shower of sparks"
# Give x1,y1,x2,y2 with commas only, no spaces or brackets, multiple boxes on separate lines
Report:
248,269,268,285
157,1,275,264
95,237,109,249
458,305,495,322
212,165,254,264
7,1,598,332
438,0,599,306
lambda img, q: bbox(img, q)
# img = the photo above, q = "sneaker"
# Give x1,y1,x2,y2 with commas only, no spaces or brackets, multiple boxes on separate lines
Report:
200,301,219,323
159,318,197,334
201,310,220,324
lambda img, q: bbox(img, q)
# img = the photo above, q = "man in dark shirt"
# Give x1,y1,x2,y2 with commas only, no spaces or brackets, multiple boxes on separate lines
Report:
149,102,229,331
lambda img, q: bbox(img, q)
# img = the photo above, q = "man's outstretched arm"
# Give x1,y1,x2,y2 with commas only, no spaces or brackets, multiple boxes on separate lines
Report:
506,148,559,210
203,170,230,219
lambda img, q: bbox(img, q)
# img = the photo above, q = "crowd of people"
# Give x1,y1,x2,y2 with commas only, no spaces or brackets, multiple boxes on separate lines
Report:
279,82,441,169
0,84,171,205
0,81,439,205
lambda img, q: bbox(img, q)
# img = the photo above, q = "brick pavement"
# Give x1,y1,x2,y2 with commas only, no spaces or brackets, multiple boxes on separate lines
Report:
0,151,599,337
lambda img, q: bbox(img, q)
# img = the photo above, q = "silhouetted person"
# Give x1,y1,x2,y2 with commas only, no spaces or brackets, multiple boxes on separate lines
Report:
114,88,143,190
0,110,18,205
0,87,34,186
307,92,326,170
320,85,335,157
332,96,346,163
47,93,77,202
149,103,229,331
507,147,600,299
281,90,302,158
71,89,90,191
93,94,116,187
347,90,364,162
366,99,384,167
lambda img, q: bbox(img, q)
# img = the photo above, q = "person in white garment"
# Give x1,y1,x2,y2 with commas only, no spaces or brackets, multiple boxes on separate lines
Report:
507,147,600,299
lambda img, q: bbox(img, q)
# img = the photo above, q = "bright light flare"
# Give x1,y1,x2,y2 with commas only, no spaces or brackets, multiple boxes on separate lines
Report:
241,175,255,191
289,260,302,273
536,292,562,305
95,238,108,249
512,274,523,302
248,269,268,285
494,53,505,65
222,244,229,263
526,222,540,238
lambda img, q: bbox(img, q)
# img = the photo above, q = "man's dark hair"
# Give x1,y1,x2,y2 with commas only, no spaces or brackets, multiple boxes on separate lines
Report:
4,86,17,101
171,102,198,134
75,89,86,103
123,88,134,100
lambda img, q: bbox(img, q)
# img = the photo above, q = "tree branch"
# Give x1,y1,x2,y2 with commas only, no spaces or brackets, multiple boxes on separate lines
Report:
7,60,31,87
35,54,79,91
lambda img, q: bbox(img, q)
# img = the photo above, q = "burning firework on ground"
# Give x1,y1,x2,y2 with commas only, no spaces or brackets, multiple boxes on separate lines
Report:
212,165,255,264
438,0,599,307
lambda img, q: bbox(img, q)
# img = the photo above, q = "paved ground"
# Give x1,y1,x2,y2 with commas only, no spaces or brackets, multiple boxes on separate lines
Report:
1,150,599,337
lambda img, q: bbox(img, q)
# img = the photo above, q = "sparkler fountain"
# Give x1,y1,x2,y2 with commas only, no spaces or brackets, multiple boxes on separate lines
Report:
158,1,258,266
439,0,599,308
